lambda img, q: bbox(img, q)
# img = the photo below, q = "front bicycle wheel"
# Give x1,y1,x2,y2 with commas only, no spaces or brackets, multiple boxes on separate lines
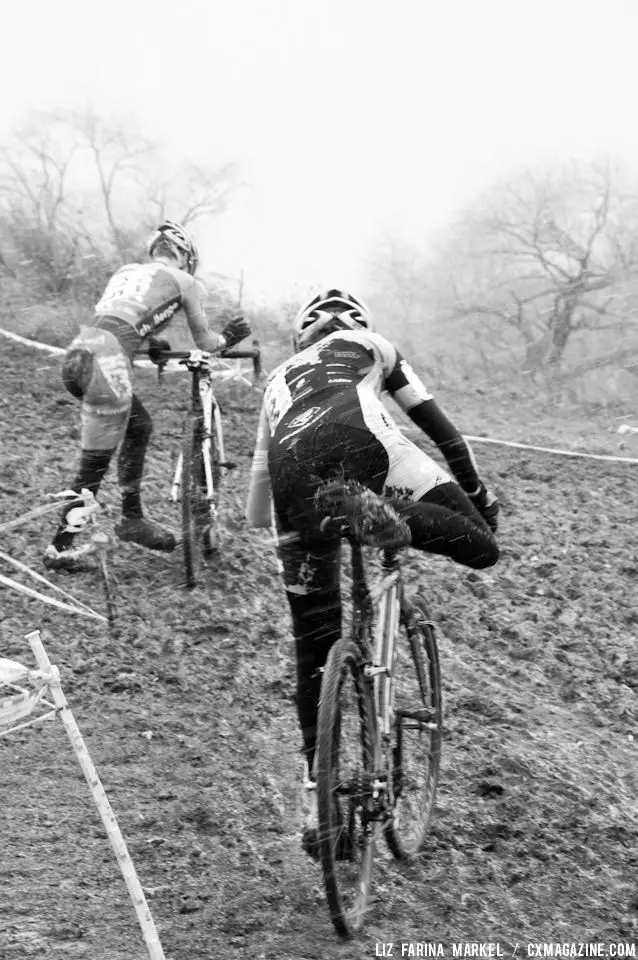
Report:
316,639,376,937
181,413,211,588
202,402,223,557
384,596,442,858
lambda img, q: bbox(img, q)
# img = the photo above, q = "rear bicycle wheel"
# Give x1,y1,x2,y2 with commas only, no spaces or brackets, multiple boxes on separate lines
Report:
384,596,442,858
316,639,377,937
181,414,210,588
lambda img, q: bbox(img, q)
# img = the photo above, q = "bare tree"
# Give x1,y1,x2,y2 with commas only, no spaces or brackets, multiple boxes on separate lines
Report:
0,105,242,307
68,107,153,257
439,161,638,390
365,228,434,355
0,114,81,293
0,116,77,230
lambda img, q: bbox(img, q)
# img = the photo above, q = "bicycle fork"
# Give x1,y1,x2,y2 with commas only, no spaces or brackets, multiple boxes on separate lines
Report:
201,399,223,511
170,384,226,508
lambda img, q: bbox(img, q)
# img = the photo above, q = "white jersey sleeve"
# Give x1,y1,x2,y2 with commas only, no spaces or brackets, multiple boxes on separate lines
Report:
361,330,433,411
246,400,273,527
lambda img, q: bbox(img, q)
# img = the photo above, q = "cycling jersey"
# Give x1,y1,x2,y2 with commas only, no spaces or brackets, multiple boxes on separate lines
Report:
94,260,221,357
262,328,432,431
48,250,233,567
246,328,481,526
61,258,225,452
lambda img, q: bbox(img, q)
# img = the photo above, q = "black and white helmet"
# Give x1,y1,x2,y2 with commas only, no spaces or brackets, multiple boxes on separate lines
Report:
292,288,374,352
147,219,199,276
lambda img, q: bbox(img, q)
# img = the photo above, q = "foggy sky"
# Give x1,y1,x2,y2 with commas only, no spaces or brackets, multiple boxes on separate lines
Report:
3,0,638,300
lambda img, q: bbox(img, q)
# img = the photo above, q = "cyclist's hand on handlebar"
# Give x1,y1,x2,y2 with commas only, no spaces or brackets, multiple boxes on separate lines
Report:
469,482,499,533
221,314,251,349
147,337,171,365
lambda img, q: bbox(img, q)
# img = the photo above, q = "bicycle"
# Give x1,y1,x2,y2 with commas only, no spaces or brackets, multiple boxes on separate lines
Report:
313,478,442,937
146,344,261,589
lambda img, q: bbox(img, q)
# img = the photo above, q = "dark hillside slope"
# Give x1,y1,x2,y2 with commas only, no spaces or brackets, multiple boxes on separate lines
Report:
1,339,636,959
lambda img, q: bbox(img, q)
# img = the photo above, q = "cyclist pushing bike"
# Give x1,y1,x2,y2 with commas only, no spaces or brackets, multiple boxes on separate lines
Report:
245,288,499,852
44,219,251,570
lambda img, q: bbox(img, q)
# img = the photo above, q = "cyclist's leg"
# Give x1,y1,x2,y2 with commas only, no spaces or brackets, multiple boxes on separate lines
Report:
269,421,392,766
117,394,152,518
400,482,499,568
47,330,132,563
270,423,386,852
273,519,340,855
382,433,499,569
274,515,342,773
114,395,176,551
269,437,345,768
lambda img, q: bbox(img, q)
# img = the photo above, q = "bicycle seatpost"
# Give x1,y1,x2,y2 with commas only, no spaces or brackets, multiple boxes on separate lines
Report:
252,338,262,380
156,356,169,383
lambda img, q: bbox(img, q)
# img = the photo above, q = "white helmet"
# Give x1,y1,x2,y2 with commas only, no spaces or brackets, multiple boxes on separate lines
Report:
147,219,199,276
292,288,374,352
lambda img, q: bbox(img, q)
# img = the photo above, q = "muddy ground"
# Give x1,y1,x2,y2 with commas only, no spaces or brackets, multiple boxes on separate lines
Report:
1,338,637,959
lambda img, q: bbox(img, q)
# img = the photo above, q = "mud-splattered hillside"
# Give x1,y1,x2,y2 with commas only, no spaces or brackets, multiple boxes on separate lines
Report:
1,338,636,959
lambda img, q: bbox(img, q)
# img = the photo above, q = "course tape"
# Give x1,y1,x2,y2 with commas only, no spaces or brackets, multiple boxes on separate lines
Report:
2,325,637,465
0,500,67,533
0,549,104,620
0,325,254,379
0,327,65,355
0,572,107,622
462,434,638,466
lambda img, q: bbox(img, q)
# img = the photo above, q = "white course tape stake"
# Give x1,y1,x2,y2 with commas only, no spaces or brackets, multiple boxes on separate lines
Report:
23,631,167,960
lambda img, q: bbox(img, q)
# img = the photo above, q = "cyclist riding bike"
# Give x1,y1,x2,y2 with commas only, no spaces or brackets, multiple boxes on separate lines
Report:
245,288,499,852
44,219,251,570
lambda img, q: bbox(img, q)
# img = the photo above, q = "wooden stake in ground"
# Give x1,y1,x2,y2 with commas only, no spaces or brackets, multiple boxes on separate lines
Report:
21,630,167,960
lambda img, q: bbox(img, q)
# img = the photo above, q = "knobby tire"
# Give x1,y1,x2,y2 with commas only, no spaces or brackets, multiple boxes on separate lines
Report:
316,639,376,938
384,595,442,858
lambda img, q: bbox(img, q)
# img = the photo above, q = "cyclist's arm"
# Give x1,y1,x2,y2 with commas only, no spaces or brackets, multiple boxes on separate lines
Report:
246,402,273,527
180,276,227,353
383,345,482,495
407,399,482,494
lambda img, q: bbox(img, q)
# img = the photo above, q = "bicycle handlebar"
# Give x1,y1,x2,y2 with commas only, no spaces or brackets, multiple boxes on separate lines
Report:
220,346,262,377
137,341,262,378
219,347,260,361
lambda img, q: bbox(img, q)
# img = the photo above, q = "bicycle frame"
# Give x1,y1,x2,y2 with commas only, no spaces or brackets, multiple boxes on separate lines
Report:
316,485,441,936
373,552,404,740
170,366,224,509
349,543,405,813
137,343,260,586
139,345,261,507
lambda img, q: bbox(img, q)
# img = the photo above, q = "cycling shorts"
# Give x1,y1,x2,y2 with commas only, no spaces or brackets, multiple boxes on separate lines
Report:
270,391,450,535
61,326,134,450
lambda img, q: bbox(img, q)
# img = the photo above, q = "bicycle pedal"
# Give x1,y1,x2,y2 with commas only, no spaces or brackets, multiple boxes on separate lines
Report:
364,663,390,678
